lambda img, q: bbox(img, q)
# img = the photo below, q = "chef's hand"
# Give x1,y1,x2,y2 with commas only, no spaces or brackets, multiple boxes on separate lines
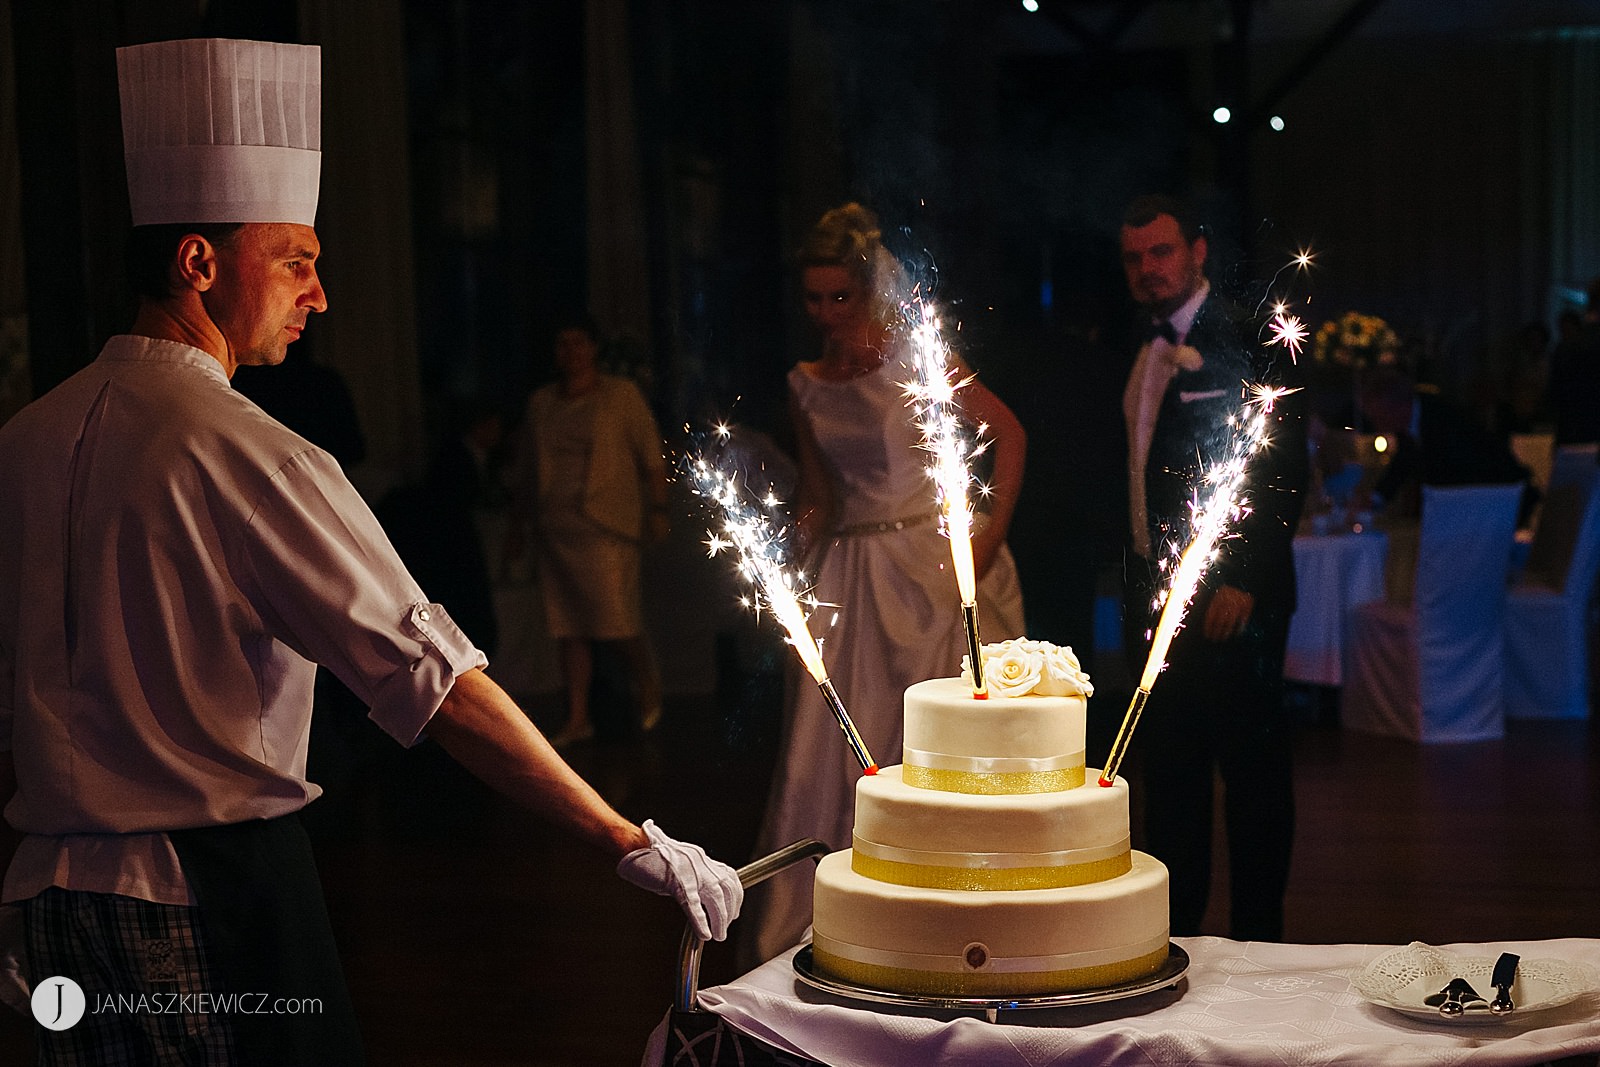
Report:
1202,585,1254,641
616,820,744,942
0,905,29,1015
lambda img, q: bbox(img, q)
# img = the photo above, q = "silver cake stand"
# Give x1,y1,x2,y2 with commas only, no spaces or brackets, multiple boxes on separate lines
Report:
792,943,1190,1023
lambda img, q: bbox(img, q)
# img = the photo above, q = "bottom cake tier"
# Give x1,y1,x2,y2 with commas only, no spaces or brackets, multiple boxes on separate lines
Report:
811,848,1170,996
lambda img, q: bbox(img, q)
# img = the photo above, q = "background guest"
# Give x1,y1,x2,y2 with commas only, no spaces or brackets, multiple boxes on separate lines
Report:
509,316,670,746
1358,364,1535,521
1117,194,1308,941
1548,277,1600,447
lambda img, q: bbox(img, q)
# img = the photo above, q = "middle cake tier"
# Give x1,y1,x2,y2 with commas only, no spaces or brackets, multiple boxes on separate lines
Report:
852,765,1132,891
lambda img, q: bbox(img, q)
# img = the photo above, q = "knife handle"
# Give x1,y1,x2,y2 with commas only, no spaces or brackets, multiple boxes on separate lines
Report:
1490,951,1519,1015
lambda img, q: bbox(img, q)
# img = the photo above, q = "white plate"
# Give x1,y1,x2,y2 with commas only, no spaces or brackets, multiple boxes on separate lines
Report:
1353,942,1600,1023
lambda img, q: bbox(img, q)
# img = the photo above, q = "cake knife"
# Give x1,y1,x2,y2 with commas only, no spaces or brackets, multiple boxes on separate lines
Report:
1490,952,1519,1015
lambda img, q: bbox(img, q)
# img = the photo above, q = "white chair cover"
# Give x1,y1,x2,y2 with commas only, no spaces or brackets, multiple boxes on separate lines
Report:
1343,484,1521,742
1505,460,1600,719
1550,443,1600,490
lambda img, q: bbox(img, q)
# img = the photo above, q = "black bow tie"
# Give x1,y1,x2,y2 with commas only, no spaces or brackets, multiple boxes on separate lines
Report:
1145,319,1178,345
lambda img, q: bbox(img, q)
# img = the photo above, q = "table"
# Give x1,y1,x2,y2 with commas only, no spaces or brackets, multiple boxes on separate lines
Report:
1286,531,1389,686
647,937,1600,1067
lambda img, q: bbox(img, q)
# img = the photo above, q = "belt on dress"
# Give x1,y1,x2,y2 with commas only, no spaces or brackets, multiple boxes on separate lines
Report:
836,511,938,538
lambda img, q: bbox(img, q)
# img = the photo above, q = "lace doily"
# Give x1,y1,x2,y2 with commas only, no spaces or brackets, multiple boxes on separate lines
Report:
1353,942,1600,1021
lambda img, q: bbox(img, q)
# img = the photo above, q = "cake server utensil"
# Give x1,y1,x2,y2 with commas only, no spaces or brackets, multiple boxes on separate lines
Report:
1424,977,1485,1017
1490,952,1520,1015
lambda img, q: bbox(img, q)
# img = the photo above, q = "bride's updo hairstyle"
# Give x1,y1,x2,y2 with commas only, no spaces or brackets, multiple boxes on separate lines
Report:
799,202,910,328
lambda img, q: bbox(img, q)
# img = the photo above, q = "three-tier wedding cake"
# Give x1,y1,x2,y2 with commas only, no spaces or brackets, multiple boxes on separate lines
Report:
811,640,1171,996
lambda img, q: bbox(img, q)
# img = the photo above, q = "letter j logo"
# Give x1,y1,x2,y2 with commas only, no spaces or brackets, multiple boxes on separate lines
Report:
31,976,86,1030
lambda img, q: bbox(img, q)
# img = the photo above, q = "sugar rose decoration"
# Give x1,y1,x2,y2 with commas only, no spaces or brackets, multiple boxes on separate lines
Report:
961,639,1094,698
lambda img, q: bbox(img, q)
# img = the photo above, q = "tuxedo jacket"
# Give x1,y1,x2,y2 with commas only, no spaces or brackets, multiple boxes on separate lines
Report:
1135,294,1309,619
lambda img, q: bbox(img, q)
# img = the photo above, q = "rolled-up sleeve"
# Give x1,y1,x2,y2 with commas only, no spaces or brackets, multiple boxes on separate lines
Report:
241,449,488,747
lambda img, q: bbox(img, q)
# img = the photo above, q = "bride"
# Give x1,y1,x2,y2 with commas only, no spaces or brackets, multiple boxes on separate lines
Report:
742,203,1027,964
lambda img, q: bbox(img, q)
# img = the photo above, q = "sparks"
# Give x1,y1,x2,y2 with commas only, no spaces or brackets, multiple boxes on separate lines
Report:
1256,245,1319,322
1267,312,1309,359
685,449,877,772
899,299,981,606
1100,383,1289,785
898,293,989,696
1141,387,1280,656
687,455,822,670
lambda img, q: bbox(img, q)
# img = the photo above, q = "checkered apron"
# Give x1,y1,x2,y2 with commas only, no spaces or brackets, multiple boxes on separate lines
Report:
24,888,238,1066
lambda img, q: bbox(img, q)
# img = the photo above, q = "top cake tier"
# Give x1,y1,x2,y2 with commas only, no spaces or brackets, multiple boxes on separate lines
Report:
902,677,1087,795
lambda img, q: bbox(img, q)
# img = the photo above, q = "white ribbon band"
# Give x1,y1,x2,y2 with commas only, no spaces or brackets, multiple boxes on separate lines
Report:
852,835,1130,871
812,931,1171,974
902,747,1085,774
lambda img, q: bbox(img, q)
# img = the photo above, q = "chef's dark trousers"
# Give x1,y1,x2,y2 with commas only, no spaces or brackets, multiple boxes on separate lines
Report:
169,813,364,1066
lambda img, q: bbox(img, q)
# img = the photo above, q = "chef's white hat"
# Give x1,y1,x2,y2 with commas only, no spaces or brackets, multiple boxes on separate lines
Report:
116,38,321,226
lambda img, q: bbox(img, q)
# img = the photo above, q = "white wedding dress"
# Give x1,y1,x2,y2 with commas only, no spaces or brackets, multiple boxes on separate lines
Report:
742,356,1024,965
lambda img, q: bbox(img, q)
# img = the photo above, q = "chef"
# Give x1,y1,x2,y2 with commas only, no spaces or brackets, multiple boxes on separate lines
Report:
0,37,740,1065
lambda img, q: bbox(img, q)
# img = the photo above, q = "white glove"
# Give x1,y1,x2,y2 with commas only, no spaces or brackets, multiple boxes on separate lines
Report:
616,820,744,942
0,905,29,1015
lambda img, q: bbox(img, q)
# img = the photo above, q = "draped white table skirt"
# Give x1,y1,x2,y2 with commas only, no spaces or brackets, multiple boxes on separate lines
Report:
1286,532,1389,686
646,936,1600,1067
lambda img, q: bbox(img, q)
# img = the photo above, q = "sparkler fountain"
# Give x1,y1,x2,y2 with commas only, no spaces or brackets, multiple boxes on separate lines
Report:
901,295,990,698
687,448,878,774
1098,384,1292,787
1099,249,1313,787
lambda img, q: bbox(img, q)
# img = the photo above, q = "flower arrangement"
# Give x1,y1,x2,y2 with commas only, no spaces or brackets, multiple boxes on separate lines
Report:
1311,311,1399,369
961,638,1094,699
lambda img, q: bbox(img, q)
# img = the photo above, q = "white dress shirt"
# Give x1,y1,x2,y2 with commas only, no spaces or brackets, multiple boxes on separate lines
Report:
0,335,487,904
1123,282,1210,559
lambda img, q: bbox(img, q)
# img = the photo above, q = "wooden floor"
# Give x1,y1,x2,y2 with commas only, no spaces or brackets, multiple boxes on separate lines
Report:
3,670,1597,1065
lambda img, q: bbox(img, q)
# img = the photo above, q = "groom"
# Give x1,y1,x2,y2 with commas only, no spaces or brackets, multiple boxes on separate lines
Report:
1117,194,1308,941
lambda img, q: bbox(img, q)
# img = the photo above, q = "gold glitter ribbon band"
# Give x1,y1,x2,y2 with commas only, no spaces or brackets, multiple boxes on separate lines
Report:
901,748,1086,795
901,757,1086,796
851,838,1131,890
811,934,1170,996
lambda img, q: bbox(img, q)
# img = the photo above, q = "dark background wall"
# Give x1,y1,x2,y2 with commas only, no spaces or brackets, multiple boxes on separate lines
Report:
4,0,1598,473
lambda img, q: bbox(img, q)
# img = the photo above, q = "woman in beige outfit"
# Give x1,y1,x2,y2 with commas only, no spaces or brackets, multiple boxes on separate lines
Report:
514,318,670,745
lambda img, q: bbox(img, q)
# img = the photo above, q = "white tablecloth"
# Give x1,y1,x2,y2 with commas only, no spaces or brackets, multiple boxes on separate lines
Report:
1286,532,1389,686
648,936,1600,1066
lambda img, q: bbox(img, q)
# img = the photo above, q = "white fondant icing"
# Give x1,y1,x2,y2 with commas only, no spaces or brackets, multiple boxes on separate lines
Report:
812,667,1171,996
853,764,1128,859
903,677,1085,764
814,849,1170,967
